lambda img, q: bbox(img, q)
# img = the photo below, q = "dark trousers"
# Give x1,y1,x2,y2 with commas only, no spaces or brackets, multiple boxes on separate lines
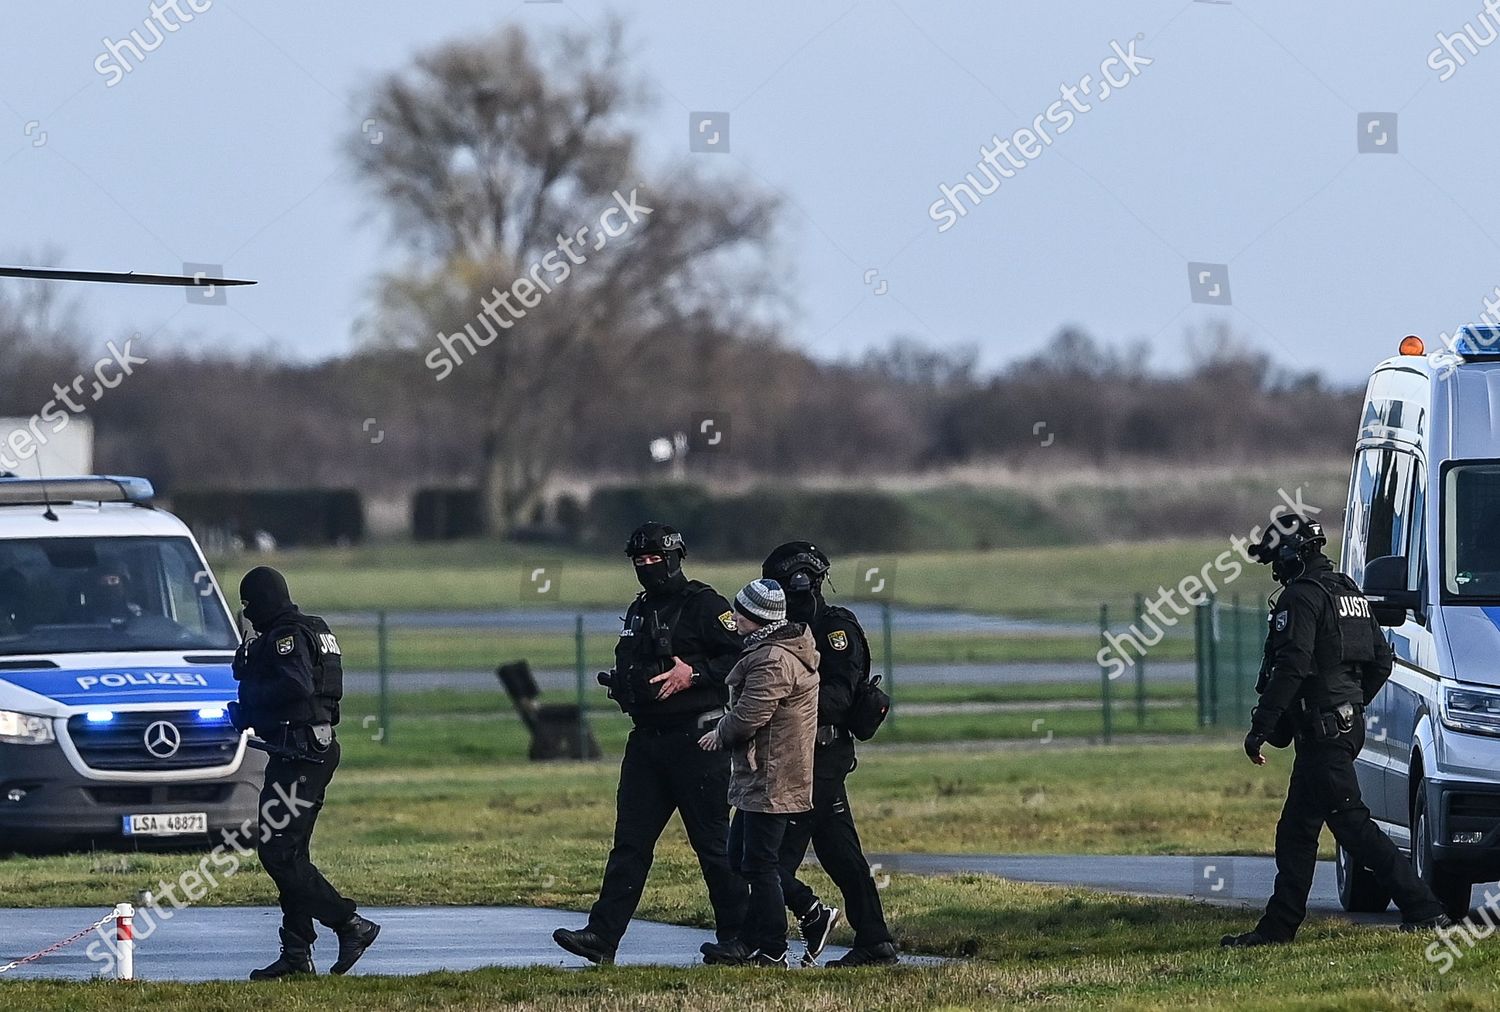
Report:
587,727,748,947
729,809,792,957
778,739,892,947
1257,723,1443,940
256,739,357,946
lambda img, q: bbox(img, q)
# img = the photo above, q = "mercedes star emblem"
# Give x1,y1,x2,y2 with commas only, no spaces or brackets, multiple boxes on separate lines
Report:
144,720,182,759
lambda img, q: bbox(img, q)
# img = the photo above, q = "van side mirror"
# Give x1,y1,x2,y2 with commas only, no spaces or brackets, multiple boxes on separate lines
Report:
1363,555,1419,626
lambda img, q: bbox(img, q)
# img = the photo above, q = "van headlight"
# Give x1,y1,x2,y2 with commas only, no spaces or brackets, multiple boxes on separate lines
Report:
0,710,56,745
1441,687,1500,738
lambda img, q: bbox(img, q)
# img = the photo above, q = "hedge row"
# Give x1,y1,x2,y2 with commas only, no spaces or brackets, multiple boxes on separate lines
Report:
581,484,923,557
171,490,365,547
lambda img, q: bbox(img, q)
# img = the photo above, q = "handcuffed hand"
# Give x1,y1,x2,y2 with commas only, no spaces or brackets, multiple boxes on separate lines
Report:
1244,731,1268,766
650,656,695,700
697,729,720,751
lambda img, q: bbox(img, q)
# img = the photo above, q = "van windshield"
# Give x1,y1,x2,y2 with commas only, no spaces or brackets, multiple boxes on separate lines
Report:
0,536,237,655
1445,463,1500,599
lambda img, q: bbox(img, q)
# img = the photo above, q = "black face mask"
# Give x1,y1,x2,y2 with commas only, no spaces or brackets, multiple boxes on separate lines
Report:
239,566,294,632
785,589,818,623
635,559,683,594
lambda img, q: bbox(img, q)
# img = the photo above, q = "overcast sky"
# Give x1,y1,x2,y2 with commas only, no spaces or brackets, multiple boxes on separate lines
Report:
2,0,1498,382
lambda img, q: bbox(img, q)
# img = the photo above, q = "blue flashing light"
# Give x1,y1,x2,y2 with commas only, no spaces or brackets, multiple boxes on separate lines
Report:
197,706,227,721
1455,326,1500,357
85,710,115,724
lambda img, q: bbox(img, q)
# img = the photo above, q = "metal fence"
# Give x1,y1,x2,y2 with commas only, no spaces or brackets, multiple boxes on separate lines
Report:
329,597,1224,748
1193,597,1264,730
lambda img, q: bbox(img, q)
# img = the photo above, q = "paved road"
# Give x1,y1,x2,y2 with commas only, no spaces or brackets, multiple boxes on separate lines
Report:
867,853,1500,924
344,661,1195,694
1,905,898,981
328,606,1100,637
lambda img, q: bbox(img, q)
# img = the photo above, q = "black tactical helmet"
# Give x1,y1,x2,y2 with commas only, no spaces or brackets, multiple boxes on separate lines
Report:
1248,512,1327,566
625,521,686,560
762,541,831,594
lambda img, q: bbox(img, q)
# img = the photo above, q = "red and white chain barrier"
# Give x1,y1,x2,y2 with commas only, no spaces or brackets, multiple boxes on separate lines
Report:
0,903,134,980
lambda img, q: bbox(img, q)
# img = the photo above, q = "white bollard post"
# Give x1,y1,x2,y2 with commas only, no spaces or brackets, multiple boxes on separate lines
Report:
113,903,134,981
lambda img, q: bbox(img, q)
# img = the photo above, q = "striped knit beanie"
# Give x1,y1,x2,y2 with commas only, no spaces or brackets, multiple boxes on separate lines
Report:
733,578,786,624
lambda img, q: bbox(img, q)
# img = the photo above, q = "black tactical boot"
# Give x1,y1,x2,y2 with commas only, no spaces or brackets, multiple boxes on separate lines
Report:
827,941,900,967
1400,914,1456,933
797,901,841,964
700,939,753,966
330,913,381,974
249,929,315,980
1220,930,1283,948
553,927,616,965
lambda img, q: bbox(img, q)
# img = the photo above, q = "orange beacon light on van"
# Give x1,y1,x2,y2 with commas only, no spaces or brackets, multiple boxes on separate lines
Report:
1399,335,1425,356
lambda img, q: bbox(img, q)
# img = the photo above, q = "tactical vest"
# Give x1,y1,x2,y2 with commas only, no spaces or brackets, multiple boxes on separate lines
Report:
1257,570,1375,712
613,580,719,714
303,615,344,727
1302,569,1378,672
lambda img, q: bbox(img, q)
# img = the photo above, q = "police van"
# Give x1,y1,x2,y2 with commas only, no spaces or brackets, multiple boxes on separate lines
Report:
0,476,262,848
1336,328,1500,918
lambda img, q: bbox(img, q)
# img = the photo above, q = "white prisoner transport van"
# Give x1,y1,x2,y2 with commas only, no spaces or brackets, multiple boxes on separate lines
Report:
0,476,263,848
1336,328,1500,919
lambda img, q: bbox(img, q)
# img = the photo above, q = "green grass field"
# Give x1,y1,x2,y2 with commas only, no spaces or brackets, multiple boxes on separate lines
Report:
2,744,1281,910
3,743,1489,1010
6,911,1491,1011
210,538,1278,620
6,536,1415,1009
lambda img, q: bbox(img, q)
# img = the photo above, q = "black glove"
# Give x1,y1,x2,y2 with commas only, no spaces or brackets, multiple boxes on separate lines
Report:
227,701,249,732
1243,731,1267,763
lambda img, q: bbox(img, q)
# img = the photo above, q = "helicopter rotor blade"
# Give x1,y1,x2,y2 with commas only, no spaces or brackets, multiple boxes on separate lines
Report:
0,266,256,287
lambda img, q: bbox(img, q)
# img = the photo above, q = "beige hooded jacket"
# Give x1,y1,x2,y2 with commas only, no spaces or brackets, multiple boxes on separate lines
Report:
715,622,820,814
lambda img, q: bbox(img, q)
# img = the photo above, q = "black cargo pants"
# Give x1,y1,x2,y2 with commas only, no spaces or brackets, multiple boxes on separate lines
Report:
587,725,748,946
1256,721,1444,940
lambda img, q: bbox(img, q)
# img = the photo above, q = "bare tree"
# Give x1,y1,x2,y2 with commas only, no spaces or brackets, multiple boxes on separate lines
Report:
0,261,85,418
348,20,779,531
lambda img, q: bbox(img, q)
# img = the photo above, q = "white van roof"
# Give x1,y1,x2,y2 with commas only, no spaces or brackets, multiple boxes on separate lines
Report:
0,475,194,541
0,501,195,540
1364,343,1500,461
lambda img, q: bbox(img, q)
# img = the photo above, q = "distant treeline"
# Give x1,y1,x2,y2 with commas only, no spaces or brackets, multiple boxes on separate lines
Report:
0,312,1360,500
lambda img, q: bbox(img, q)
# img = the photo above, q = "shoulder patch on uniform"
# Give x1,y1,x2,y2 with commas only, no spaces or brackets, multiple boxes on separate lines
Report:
276,635,295,655
1274,611,1289,633
828,629,849,651
719,611,736,632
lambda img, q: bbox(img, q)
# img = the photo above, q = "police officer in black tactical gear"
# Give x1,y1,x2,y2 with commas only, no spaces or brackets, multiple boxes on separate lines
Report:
1222,514,1451,948
553,523,748,964
231,566,380,980
763,542,899,968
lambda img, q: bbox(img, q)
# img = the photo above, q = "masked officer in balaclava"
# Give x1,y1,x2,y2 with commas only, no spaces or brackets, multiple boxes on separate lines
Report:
231,566,379,979
554,522,748,964
763,542,898,967
1223,514,1450,947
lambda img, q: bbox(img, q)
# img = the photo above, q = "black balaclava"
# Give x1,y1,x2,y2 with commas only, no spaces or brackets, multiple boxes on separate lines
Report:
1273,549,1329,585
635,553,684,595
626,522,687,595
239,566,294,632
784,581,822,624
93,571,132,621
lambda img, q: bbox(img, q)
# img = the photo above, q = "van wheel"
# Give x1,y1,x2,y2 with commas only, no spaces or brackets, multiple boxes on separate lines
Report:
1414,787,1473,919
1335,841,1391,912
